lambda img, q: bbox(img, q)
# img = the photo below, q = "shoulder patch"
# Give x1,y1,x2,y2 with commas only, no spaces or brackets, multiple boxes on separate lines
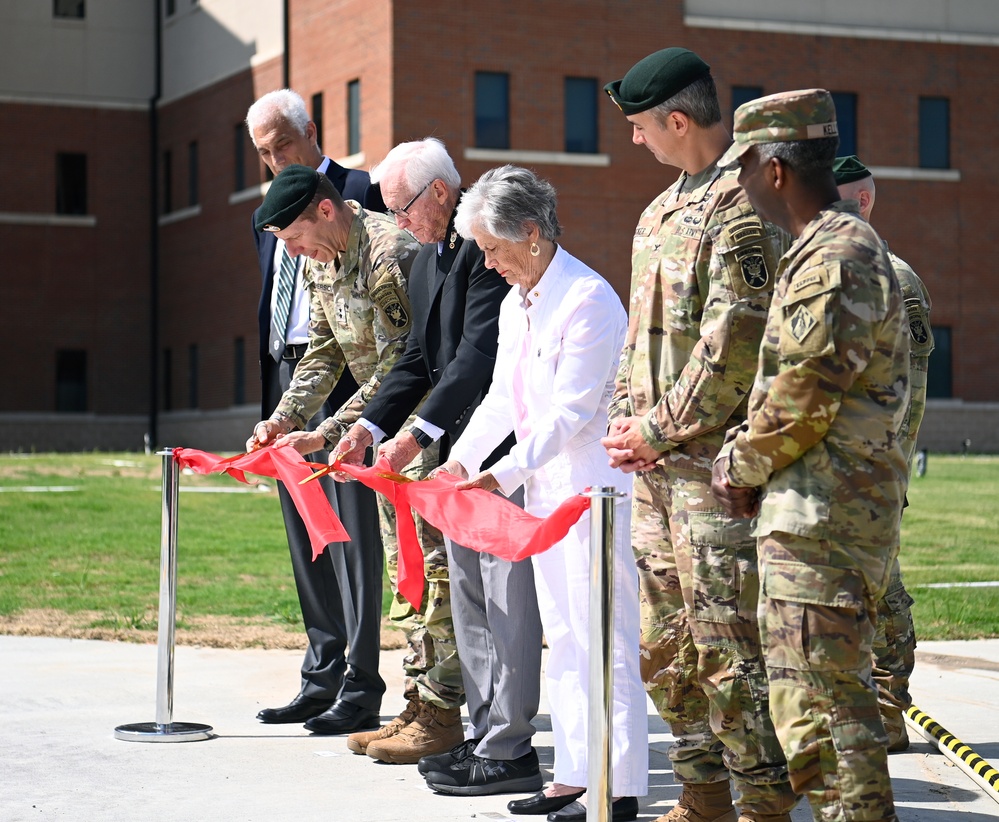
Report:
787,304,818,344
736,247,770,290
371,281,410,329
904,296,933,354
791,268,828,295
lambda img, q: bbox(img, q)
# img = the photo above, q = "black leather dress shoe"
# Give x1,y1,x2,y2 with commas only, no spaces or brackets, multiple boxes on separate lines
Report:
547,796,639,822
304,699,380,735
256,693,335,724
508,789,585,815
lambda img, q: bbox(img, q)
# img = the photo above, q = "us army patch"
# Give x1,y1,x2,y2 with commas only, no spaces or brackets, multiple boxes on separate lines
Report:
736,247,770,289
905,298,930,345
787,304,818,343
371,282,409,329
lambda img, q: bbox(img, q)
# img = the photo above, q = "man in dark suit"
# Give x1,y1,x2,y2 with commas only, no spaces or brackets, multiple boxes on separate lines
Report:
333,139,544,793
245,89,386,731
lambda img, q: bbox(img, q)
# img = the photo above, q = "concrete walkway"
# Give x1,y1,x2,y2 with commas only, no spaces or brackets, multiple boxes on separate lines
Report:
2,636,997,821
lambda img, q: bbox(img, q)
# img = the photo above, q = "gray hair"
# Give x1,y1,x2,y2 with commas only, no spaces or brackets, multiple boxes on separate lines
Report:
246,89,310,146
758,137,840,185
370,137,460,191
454,165,561,243
648,73,721,129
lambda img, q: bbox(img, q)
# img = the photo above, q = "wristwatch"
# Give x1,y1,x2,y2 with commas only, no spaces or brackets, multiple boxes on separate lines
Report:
409,426,434,449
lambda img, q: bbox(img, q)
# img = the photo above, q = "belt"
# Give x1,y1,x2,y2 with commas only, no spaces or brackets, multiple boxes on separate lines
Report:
281,343,309,361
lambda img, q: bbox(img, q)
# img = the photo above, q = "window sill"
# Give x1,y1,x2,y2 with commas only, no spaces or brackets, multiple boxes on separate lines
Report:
0,212,96,227
158,204,202,226
229,184,267,206
870,166,960,182
464,148,610,167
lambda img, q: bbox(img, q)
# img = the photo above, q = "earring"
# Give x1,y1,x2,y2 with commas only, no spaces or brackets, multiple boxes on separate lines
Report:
530,242,540,257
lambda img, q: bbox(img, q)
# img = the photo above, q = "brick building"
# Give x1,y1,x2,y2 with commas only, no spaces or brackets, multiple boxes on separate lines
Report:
1,0,997,452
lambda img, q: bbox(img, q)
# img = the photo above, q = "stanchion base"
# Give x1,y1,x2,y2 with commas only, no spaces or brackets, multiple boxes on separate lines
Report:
114,721,213,743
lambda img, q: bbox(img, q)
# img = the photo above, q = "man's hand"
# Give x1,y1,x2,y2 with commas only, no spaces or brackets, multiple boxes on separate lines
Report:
246,418,290,452
710,458,760,519
272,430,325,457
377,431,422,474
455,470,500,494
328,424,374,481
431,460,468,480
601,416,659,473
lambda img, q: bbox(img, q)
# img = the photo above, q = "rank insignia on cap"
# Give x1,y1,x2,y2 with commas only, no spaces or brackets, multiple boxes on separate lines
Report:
737,247,770,290
788,304,818,343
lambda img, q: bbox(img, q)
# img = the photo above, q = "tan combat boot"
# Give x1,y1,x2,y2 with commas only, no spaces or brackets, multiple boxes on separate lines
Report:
346,690,421,755
655,781,738,822
365,701,463,764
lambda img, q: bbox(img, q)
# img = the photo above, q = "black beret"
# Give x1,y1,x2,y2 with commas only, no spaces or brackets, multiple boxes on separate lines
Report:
605,48,711,115
255,164,321,232
833,155,873,185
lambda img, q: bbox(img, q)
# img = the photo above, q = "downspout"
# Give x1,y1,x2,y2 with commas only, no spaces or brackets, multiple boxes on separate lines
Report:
282,0,290,87
148,0,162,449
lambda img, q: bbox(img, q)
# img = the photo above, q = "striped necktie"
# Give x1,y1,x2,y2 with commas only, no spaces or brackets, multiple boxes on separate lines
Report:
269,246,299,361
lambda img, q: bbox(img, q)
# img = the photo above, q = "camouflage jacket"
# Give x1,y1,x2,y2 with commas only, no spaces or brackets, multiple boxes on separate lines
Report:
722,201,910,546
609,163,785,474
274,204,421,442
889,246,934,470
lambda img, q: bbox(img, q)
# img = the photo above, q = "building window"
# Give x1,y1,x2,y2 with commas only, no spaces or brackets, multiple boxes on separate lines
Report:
162,149,173,213
188,344,199,409
233,123,246,191
164,0,176,17
54,0,85,18
475,72,510,150
55,350,87,412
312,92,324,153
565,77,598,154
919,97,950,169
347,81,360,155
188,141,199,206
56,153,87,215
731,85,763,118
831,92,857,157
926,326,951,398
233,337,246,405
163,348,173,411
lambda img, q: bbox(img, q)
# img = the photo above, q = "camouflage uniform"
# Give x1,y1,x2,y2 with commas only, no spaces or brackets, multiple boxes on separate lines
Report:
275,204,462,709
873,248,933,750
720,201,910,821
611,163,794,813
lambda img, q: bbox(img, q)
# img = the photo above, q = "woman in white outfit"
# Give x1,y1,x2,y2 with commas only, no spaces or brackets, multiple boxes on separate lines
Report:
437,165,648,822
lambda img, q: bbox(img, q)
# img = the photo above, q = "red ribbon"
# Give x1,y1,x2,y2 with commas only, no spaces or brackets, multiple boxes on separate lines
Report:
172,447,349,558
170,447,591,611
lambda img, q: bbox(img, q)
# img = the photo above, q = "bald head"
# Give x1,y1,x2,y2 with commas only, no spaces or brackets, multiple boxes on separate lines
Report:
837,175,876,222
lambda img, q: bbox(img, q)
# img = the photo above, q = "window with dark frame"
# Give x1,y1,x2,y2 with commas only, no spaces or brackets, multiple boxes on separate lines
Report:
188,344,199,409
919,97,950,169
233,123,246,191
55,350,87,412
926,326,951,398
53,0,85,18
56,152,87,215
475,72,510,150
233,337,245,405
831,92,857,157
188,140,199,206
312,92,324,153
347,80,360,156
164,0,176,17
564,77,598,154
163,348,173,411
731,85,763,118
162,149,173,213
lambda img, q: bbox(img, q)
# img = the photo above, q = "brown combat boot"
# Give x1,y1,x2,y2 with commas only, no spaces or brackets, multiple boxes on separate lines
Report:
365,701,463,764
655,781,738,822
346,690,421,755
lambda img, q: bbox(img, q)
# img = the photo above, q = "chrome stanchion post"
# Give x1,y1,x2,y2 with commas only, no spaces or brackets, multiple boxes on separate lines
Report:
584,486,624,822
115,448,213,742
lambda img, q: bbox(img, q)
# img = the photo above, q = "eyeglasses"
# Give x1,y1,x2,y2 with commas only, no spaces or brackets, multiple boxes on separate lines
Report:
386,181,431,218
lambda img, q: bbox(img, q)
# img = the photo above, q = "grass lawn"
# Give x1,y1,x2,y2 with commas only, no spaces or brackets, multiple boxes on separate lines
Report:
0,451,996,644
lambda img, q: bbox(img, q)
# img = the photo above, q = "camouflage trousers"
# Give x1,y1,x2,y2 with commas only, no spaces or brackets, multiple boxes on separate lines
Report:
633,468,793,814
377,439,463,710
872,557,915,747
759,531,896,822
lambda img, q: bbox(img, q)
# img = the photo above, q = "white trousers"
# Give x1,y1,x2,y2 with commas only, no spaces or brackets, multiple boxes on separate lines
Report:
531,499,649,796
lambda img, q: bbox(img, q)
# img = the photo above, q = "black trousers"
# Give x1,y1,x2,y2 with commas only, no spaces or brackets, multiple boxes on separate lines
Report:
266,355,385,709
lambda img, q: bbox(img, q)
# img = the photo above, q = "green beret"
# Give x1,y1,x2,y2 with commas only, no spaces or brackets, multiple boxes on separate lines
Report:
718,88,838,168
605,47,711,115
832,155,872,185
255,164,321,232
